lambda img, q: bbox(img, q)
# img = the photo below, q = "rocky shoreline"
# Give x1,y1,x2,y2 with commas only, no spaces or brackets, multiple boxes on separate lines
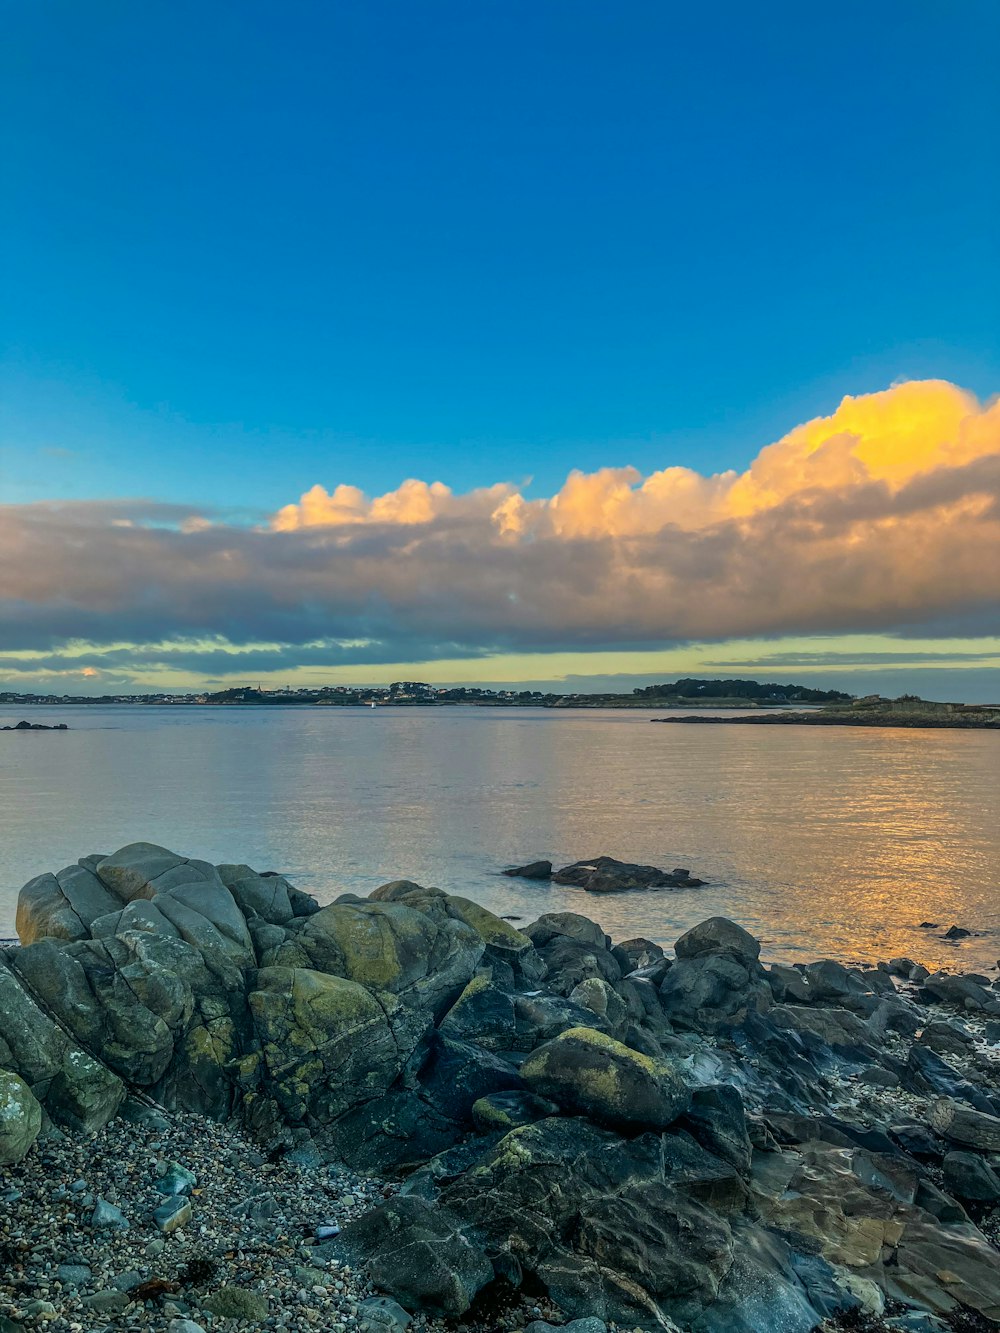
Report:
3,844,1000,1333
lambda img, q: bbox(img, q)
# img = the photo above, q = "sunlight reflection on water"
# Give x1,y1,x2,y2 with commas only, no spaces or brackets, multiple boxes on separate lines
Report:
1,705,997,969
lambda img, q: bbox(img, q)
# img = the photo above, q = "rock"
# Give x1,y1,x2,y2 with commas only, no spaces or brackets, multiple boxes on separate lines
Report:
0,1069,42,1164
470,1090,558,1133
169,1322,207,1333
681,1084,752,1175
770,1004,873,1052
944,925,971,939
917,1019,973,1058
82,1291,128,1314
358,1296,412,1332
675,917,760,964
0,962,124,1133
527,1322,608,1333
927,1098,1000,1151
201,1287,269,1320
611,936,665,974
249,966,427,1127
154,1161,198,1195
904,1044,996,1112
524,911,609,951
767,963,811,1003
333,1195,493,1316
55,1264,92,1287
942,1150,1000,1203
520,1027,689,1131
568,977,628,1031
920,971,1000,1013
660,931,771,1033
551,856,704,892
858,1066,900,1088
418,1034,525,1125
503,860,552,880
154,1196,192,1233
438,974,516,1051
91,1198,129,1229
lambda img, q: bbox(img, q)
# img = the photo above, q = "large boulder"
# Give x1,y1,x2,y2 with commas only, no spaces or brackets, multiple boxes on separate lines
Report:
520,1027,689,1132
0,961,124,1133
248,966,428,1129
263,899,484,1018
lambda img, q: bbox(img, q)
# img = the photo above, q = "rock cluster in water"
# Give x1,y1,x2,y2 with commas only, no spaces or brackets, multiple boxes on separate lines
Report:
504,856,705,891
3,843,1000,1333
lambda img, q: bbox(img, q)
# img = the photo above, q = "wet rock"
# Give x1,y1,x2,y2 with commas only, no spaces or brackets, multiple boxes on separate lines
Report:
551,856,704,893
503,860,552,880
942,1150,1000,1203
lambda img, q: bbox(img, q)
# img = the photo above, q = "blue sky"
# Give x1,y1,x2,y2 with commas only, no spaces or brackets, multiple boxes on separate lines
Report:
4,0,998,505
2,2,999,697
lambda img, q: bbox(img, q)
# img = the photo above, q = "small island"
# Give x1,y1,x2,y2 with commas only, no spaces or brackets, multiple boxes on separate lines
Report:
655,693,1000,730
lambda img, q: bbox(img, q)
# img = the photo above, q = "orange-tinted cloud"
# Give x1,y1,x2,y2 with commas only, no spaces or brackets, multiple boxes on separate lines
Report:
2,380,998,670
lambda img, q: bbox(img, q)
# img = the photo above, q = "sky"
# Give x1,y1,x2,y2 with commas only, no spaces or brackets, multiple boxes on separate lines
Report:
2,1,999,700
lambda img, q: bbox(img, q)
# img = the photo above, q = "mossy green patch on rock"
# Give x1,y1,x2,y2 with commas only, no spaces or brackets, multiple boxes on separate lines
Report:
520,1025,688,1132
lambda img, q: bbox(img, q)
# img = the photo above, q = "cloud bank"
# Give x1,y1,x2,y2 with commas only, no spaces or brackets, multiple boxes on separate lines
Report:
2,380,999,685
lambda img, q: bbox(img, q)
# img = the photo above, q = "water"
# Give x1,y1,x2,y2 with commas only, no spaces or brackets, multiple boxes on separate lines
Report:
1,704,998,970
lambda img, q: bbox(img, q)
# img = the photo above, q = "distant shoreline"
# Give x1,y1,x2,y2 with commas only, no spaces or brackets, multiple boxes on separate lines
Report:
655,711,1000,730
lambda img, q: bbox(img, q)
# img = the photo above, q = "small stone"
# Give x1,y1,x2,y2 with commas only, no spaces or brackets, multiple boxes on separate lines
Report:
154,1196,192,1233
55,1264,92,1288
91,1198,129,1229
82,1291,129,1314
169,1321,207,1333
201,1287,270,1321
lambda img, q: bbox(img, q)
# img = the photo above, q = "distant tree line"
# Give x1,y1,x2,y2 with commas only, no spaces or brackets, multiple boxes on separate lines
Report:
631,678,852,703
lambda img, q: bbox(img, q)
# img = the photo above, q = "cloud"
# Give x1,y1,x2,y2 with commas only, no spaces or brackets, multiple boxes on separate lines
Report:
2,380,998,680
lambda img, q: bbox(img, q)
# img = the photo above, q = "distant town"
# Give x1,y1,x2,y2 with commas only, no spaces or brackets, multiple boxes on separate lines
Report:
0,678,851,708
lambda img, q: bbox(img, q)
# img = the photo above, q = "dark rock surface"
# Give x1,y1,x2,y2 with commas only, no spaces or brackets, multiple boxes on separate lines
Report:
551,855,706,892
3,841,1000,1333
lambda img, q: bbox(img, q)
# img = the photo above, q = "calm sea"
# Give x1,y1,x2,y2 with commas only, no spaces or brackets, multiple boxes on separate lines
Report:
2,704,998,971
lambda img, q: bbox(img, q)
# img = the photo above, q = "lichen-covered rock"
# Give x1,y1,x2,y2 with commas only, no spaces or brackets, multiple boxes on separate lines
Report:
520,1026,689,1131
249,966,428,1127
264,900,483,1017
0,1068,42,1163
0,962,123,1133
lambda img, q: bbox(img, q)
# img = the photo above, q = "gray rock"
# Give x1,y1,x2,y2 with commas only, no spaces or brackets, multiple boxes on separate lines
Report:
358,1296,413,1332
153,1196,192,1233
0,1068,42,1164
942,1150,1000,1203
201,1287,269,1320
82,1291,129,1314
334,1195,493,1316
527,1322,607,1333
674,917,759,964
928,1098,1000,1151
55,1264,92,1287
91,1198,129,1229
